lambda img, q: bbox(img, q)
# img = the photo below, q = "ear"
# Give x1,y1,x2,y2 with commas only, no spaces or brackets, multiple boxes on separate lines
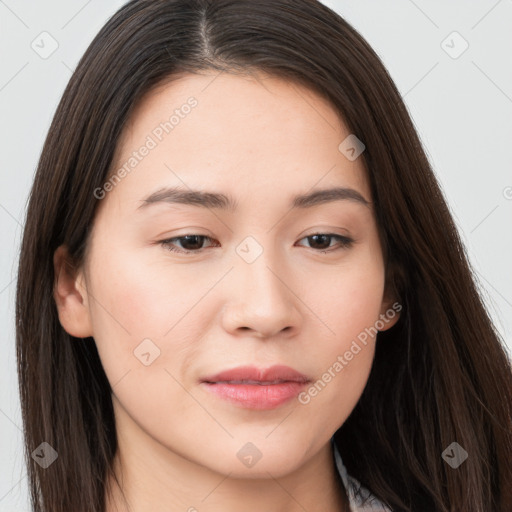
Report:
377,294,402,332
53,245,93,338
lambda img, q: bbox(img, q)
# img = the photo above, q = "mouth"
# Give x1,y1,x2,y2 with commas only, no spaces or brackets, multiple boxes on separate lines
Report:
200,365,311,410
209,379,298,385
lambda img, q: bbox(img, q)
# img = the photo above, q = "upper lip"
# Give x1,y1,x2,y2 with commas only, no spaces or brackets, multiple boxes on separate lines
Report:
201,365,310,384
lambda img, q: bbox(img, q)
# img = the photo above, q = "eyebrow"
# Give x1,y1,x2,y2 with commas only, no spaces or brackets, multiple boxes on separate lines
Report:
137,185,371,212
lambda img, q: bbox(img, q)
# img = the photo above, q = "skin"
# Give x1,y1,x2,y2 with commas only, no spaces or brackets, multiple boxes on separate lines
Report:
53,71,399,512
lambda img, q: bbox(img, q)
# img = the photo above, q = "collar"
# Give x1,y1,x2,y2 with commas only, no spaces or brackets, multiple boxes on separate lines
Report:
331,437,392,511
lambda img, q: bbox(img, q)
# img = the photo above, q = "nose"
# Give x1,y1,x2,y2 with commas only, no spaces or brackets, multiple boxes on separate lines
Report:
220,248,302,339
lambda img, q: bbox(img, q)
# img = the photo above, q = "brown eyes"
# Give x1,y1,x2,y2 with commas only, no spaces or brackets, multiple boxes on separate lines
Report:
159,233,354,255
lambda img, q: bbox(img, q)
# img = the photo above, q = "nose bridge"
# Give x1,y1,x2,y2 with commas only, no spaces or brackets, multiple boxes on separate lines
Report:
237,232,289,290
222,234,301,337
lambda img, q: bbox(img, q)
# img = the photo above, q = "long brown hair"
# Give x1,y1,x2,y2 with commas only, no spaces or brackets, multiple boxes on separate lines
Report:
16,1,512,510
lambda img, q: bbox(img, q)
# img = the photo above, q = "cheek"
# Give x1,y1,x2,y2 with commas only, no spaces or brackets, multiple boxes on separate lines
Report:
84,249,209,436
302,242,385,346
84,246,192,379
82,248,234,469
296,247,384,415
88,241,215,333
296,290,380,435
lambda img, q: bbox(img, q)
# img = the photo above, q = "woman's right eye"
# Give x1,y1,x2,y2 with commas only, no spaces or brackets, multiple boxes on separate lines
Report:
159,235,218,254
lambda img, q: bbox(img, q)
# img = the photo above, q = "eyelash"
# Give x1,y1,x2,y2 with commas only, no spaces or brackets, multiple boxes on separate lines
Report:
159,233,354,255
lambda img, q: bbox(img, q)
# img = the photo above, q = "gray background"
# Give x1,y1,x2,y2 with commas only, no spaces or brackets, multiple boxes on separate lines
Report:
1,0,511,509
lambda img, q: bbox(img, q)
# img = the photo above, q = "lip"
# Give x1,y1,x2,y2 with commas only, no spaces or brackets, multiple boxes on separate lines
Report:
200,365,311,410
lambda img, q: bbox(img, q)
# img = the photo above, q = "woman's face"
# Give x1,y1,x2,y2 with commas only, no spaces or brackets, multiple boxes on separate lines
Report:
56,71,398,478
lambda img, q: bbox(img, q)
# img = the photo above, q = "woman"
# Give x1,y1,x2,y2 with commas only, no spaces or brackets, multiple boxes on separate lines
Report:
16,1,512,511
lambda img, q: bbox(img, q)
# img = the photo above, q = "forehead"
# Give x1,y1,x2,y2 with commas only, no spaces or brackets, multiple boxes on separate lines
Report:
105,71,370,214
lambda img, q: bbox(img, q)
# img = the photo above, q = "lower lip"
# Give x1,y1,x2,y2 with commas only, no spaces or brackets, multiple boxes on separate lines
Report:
201,381,308,410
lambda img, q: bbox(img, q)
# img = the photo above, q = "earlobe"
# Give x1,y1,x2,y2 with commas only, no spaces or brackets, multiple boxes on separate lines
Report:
53,245,93,338
378,297,402,332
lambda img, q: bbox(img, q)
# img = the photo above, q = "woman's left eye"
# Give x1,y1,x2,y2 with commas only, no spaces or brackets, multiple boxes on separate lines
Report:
296,233,354,252
159,233,354,254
